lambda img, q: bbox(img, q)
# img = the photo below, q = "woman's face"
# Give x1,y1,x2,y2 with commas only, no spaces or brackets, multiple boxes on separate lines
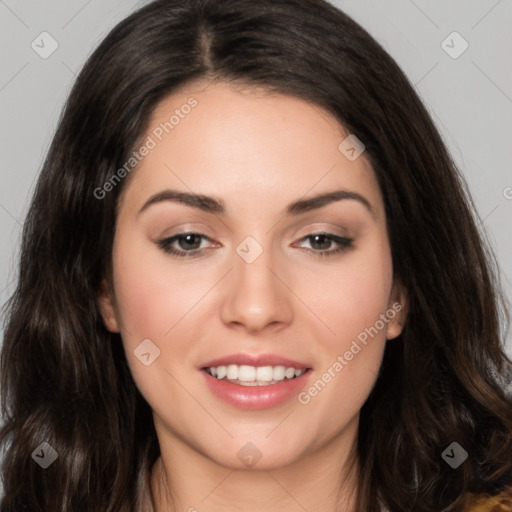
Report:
99,81,406,470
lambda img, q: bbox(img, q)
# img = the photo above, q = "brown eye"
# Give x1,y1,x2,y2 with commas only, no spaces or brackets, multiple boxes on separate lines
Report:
175,234,203,250
295,232,353,258
309,234,335,250
157,232,212,258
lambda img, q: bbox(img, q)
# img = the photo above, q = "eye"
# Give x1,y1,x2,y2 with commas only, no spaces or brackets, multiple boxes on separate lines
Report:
156,231,353,259
156,232,214,258
294,232,353,258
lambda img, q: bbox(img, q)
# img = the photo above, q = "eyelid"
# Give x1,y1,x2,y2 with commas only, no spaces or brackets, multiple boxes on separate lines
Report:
292,232,353,257
156,230,353,259
156,231,217,257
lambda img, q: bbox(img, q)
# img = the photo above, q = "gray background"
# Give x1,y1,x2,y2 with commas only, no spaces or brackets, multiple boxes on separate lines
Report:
0,0,511,358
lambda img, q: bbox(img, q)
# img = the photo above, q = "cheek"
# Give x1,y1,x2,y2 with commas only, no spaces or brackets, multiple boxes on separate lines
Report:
110,246,202,408
306,237,394,344
296,246,393,436
110,239,218,403
112,267,165,344
111,236,205,342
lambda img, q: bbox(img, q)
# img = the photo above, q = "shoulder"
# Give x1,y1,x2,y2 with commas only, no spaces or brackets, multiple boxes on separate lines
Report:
464,486,512,512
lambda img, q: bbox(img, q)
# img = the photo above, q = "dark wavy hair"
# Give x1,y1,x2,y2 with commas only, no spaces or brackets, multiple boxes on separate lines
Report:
1,0,511,510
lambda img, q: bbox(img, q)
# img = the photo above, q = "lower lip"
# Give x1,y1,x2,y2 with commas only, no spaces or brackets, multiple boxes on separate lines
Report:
201,369,312,410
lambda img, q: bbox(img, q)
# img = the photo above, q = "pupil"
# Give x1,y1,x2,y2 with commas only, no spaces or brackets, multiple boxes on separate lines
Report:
180,234,201,250
311,235,330,250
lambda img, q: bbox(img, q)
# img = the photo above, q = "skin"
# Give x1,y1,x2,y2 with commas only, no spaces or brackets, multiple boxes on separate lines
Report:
98,80,407,512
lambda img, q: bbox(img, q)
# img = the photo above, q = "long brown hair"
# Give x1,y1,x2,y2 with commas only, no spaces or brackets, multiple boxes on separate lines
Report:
1,0,511,510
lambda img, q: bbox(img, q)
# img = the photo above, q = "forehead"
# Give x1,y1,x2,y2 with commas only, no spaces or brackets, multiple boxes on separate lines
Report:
118,81,383,218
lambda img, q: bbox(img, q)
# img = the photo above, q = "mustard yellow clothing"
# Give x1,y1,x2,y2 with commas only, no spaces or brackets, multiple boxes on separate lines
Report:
464,487,512,511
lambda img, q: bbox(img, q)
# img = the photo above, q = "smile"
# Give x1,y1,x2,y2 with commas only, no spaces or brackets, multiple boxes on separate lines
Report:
204,364,307,386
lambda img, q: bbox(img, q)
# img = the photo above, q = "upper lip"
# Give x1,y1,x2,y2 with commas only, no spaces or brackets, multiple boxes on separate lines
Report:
200,353,311,370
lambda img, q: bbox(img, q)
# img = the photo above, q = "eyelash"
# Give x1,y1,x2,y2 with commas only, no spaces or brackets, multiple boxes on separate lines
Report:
156,232,353,259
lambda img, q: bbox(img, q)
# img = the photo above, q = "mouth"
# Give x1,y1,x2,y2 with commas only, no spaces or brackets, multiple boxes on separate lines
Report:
203,364,309,386
200,356,313,409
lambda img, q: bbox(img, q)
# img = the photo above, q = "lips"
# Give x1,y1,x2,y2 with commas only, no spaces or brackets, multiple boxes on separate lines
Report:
199,352,313,409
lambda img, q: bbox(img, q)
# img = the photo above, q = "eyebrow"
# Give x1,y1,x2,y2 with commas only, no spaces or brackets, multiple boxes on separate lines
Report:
137,188,374,218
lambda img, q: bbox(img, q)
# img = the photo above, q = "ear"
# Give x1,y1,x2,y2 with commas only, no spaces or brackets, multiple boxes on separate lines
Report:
385,279,408,340
97,278,120,333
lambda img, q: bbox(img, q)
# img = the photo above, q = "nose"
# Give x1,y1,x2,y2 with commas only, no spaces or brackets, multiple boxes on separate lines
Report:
219,241,294,335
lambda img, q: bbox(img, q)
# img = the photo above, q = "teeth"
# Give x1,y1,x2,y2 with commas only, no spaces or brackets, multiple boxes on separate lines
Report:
256,366,273,381
273,366,285,380
205,364,307,384
285,367,296,379
226,365,238,380
237,365,255,381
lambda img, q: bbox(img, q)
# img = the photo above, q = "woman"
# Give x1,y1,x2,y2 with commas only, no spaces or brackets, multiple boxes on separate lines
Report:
1,0,511,510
